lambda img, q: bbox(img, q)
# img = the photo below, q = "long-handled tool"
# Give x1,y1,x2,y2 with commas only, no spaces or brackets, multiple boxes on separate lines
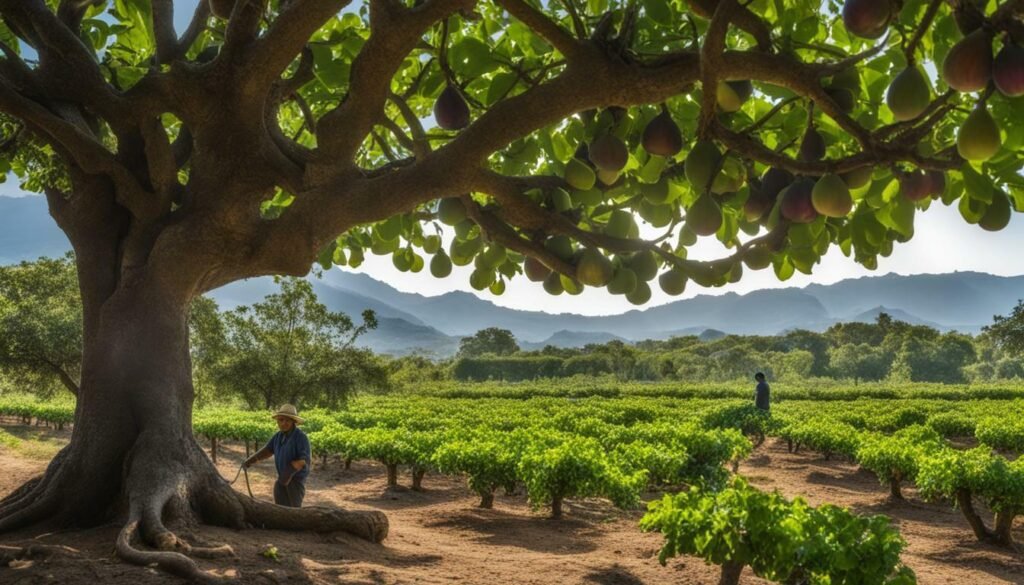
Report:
227,463,255,499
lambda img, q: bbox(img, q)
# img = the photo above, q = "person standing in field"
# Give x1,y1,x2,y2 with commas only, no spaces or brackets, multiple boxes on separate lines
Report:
754,372,770,411
243,404,311,507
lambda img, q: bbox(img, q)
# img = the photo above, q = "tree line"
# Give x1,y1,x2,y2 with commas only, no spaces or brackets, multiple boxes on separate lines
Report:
5,256,1024,399
417,310,1024,385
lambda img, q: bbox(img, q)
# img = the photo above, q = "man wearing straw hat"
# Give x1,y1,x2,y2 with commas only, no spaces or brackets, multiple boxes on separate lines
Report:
243,404,311,507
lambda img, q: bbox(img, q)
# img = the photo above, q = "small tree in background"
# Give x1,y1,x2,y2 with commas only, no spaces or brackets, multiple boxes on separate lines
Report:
458,327,520,357
984,300,1024,354
211,278,387,409
0,255,81,397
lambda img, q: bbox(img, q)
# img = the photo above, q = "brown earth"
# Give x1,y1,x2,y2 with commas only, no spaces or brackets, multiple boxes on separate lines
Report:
0,426,1020,585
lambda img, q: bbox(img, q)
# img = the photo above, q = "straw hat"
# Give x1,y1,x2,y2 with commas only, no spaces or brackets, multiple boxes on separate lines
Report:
272,404,304,425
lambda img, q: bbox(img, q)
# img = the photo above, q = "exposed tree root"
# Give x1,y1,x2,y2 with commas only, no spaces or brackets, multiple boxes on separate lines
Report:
0,543,80,565
235,490,389,543
2,429,389,583
116,515,229,584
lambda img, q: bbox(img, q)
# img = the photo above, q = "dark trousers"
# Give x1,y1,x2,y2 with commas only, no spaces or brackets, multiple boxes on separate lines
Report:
274,480,306,507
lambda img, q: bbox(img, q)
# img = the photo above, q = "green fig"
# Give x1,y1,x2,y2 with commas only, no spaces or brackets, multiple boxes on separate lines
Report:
830,67,861,94
979,191,1012,231
957,104,1001,161
658,268,688,296
551,188,573,212
811,173,853,217
489,279,506,295
685,141,722,191
543,271,564,295
743,245,772,270
596,168,620,186
604,209,634,238
560,274,584,295
438,197,467,226
840,166,873,189
430,251,453,277
469,268,495,290
565,157,596,190
641,179,671,204
544,235,575,261
607,267,638,295
422,234,442,254
638,200,673,228
685,192,723,236
576,248,614,287
825,87,856,113
626,280,652,305
628,250,659,282
886,66,931,121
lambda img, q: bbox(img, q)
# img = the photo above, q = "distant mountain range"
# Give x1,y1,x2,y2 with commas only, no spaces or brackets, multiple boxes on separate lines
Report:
4,195,1023,356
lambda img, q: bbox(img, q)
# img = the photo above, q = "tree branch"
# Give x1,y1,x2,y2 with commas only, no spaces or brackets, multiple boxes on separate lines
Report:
152,0,178,65
248,0,350,86
496,0,583,60
904,0,943,64
699,0,738,138
314,0,475,166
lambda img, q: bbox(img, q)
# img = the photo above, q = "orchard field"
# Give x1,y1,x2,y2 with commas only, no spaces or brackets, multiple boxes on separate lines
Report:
1,380,1021,584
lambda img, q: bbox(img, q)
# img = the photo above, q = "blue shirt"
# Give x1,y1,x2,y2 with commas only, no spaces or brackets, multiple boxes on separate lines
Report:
264,427,311,483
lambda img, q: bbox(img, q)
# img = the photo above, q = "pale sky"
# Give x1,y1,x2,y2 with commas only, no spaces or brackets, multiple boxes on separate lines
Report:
6,2,1024,316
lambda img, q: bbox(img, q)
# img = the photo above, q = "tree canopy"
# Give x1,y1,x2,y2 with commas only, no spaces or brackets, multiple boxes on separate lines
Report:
191,277,386,409
983,299,1024,353
458,326,520,356
0,255,82,397
0,0,1021,305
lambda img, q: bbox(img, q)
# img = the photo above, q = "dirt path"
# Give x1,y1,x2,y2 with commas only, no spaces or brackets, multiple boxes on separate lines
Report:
0,428,1020,584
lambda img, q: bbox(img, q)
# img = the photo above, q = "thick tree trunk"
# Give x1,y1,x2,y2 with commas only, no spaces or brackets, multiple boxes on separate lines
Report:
0,280,388,581
385,463,399,487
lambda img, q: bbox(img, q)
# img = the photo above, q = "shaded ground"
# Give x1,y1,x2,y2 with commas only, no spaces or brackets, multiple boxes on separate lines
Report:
0,427,1020,584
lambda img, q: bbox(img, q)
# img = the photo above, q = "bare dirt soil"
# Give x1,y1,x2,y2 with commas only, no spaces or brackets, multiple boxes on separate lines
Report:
0,427,1020,585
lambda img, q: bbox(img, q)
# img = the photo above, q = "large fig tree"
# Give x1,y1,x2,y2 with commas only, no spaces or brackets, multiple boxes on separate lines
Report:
0,0,1022,581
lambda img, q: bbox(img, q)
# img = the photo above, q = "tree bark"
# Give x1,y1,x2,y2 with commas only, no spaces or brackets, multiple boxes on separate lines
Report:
719,561,744,585
550,495,563,519
955,488,995,542
889,479,903,501
479,491,495,509
993,510,1016,547
412,467,426,491
385,463,398,487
